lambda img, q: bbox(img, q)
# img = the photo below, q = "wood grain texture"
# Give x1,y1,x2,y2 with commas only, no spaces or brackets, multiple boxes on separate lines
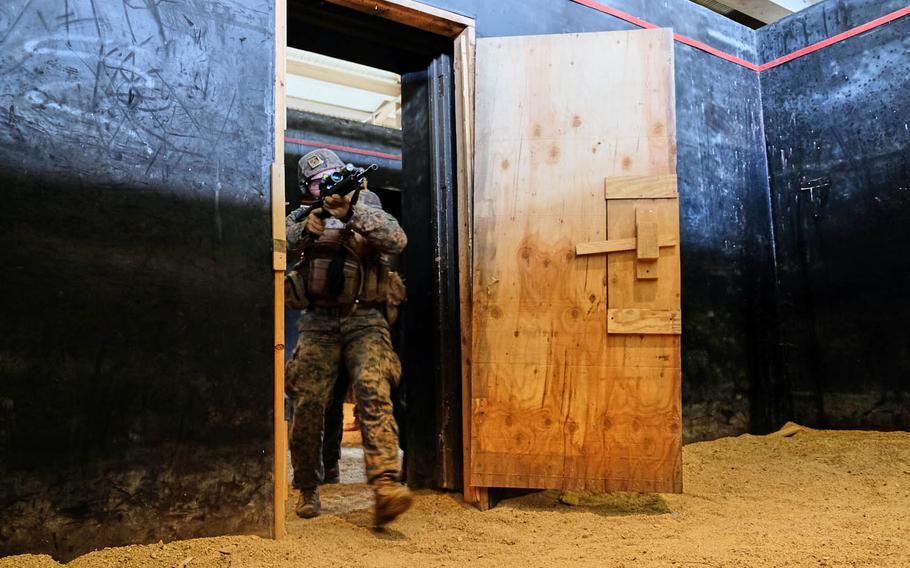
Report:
636,225,659,260
272,0,288,539
471,29,681,493
605,174,678,199
636,208,660,261
272,274,287,538
576,235,677,256
326,0,471,37
635,206,659,279
454,27,487,506
608,308,682,334
271,164,287,271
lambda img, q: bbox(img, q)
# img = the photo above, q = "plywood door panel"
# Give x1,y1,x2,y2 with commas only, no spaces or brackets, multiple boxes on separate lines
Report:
471,29,680,493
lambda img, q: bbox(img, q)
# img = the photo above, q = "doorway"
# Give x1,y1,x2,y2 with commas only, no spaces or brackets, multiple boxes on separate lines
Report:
273,0,477,534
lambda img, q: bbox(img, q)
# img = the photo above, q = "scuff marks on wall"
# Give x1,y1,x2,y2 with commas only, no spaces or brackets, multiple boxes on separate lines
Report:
0,0,275,559
0,0,271,208
760,0,910,431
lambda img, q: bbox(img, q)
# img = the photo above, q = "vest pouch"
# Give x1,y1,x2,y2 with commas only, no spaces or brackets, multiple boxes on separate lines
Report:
338,258,362,305
361,265,380,302
285,269,309,310
385,271,407,325
377,266,391,298
303,229,366,306
306,258,332,301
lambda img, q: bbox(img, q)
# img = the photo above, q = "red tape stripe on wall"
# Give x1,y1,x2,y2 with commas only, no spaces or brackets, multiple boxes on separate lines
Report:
285,136,403,161
570,0,910,73
672,33,760,71
572,0,760,70
758,5,910,71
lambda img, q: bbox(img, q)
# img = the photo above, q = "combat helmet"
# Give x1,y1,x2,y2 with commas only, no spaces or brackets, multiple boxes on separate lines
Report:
298,148,345,190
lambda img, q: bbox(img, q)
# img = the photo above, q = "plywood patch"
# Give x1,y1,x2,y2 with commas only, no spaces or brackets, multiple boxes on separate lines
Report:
605,174,678,199
608,308,682,335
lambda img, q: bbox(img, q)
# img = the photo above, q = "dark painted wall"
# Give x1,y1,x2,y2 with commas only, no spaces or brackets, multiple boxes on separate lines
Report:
759,1,910,430
0,0,275,560
420,0,775,440
7,0,906,559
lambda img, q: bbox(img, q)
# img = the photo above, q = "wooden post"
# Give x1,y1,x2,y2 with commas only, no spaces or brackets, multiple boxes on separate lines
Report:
327,0,473,37
272,0,288,540
454,25,488,509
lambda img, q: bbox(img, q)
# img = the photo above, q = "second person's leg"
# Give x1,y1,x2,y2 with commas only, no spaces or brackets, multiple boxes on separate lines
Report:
286,311,341,516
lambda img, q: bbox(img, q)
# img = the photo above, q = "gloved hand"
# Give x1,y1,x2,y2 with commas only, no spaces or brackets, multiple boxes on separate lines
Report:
305,210,326,236
323,194,351,220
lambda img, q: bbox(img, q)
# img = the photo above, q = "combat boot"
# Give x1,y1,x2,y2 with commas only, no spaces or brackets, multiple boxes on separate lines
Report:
295,487,320,519
373,475,413,526
322,463,340,484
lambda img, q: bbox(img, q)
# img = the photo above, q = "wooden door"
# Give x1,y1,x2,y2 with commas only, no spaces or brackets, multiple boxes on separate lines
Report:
470,29,681,493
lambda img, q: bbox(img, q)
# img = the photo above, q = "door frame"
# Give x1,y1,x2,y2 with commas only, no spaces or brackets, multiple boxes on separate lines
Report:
270,0,481,538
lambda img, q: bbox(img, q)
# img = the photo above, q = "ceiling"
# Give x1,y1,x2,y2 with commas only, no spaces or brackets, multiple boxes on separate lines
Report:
690,0,824,28
286,47,402,129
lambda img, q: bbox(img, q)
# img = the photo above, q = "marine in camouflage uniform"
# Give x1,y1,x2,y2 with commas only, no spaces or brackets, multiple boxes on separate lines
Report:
285,148,411,525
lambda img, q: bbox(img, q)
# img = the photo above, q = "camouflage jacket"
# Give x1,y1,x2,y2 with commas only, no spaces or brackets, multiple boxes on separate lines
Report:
285,190,407,256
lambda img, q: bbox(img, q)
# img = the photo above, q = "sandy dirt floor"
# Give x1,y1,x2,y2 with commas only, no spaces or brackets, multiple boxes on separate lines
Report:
4,424,909,567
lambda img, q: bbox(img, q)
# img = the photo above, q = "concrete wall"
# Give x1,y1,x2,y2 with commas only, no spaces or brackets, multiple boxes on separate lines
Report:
758,0,910,429
0,0,276,559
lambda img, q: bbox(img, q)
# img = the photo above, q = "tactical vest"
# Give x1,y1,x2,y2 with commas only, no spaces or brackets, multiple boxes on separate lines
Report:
285,228,406,322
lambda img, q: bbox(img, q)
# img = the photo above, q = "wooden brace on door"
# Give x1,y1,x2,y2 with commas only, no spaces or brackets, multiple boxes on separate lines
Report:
575,174,681,335
577,174,679,258
635,206,660,279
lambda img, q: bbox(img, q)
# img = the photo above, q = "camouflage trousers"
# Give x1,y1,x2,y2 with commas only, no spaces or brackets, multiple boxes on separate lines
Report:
286,307,402,489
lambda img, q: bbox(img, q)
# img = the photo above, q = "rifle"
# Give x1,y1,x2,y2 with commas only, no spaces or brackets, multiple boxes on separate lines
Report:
301,163,379,220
